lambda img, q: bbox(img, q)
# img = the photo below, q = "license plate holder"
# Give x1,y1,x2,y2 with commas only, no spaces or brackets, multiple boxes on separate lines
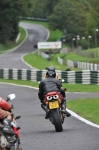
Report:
49,101,59,109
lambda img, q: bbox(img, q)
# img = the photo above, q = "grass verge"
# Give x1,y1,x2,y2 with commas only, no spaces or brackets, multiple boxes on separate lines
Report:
23,51,67,70
67,98,99,125
0,79,99,92
23,51,80,71
64,51,99,63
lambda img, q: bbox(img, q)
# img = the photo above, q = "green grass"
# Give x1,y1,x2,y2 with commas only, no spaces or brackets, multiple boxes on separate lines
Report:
64,51,99,63
67,98,99,125
52,47,99,64
23,51,81,71
62,83,99,92
18,27,26,44
85,47,99,57
0,79,39,88
0,79,99,92
40,49,99,63
23,51,67,70
0,27,26,54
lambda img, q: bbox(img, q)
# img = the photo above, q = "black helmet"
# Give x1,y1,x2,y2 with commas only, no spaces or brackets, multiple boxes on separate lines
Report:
47,66,55,72
46,66,56,78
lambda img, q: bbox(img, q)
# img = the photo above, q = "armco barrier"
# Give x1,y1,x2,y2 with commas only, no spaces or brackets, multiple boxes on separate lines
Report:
0,68,99,84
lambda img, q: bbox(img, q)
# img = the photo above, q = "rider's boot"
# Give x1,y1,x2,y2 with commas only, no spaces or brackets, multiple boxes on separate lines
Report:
41,103,50,119
61,99,71,117
41,103,47,112
45,110,50,119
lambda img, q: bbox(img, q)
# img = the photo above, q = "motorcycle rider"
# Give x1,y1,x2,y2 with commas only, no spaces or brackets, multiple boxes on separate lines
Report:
0,97,16,143
38,66,71,119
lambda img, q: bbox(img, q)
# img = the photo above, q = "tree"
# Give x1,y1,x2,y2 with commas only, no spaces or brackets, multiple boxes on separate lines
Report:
31,0,60,18
31,0,47,18
48,0,84,38
44,0,60,17
0,0,33,43
20,0,34,17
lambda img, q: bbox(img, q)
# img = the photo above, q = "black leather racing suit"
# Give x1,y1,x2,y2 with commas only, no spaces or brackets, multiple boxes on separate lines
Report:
38,76,64,103
38,76,71,117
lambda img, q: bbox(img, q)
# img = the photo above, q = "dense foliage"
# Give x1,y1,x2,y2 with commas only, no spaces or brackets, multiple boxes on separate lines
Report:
31,0,99,47
0,0,33,43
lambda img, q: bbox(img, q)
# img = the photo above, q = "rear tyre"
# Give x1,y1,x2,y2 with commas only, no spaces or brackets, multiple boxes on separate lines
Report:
51,109,63,132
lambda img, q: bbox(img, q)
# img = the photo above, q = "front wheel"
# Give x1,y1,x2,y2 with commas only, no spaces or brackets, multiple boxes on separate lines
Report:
51,109,63,132
10,139,22,150
17,144,22,150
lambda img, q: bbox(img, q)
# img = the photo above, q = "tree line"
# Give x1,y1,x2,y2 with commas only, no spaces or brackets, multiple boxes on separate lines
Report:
31,0,99,48
0,0,99,48
0,0,33,44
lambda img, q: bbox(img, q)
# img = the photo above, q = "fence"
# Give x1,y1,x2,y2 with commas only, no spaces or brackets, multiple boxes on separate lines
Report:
0,68,99,85
66,59,99,70
57,57,99,70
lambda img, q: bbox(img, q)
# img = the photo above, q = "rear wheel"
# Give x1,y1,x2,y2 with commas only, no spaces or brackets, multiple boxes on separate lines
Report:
51,109,63,132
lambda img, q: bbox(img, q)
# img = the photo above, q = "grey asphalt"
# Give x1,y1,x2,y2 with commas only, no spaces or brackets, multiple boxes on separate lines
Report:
67,92,99,100
0,22,99,150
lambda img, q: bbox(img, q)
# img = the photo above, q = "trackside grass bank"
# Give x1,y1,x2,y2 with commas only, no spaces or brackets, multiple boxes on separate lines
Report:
23,51,80,71
0,79,99,92
23,52,67,71
67,98,99,125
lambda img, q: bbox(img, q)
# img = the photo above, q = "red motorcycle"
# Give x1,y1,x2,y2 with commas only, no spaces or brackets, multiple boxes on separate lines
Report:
43,91,66,132
0,94,22,150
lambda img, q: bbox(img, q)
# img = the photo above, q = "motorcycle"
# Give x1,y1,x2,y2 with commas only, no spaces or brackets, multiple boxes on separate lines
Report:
0,94,22,150
43,89,66,132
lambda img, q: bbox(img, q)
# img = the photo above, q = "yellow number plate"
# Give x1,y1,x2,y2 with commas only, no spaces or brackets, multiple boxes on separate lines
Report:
49,101,59,109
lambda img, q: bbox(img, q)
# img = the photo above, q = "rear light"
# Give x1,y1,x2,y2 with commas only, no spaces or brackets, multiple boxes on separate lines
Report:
53,95,59,99
47,96,52,101
46,95,59,101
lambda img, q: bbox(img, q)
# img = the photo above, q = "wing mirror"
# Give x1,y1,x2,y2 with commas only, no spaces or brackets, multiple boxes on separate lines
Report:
7,94,16,101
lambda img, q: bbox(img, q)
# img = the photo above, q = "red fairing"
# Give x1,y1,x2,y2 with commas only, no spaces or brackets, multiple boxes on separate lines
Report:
44,91,62,102
0,99,11,111
13,126,20,138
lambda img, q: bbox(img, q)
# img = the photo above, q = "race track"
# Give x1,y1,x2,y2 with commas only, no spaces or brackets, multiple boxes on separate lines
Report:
0,22,48,69
0,22,99,150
